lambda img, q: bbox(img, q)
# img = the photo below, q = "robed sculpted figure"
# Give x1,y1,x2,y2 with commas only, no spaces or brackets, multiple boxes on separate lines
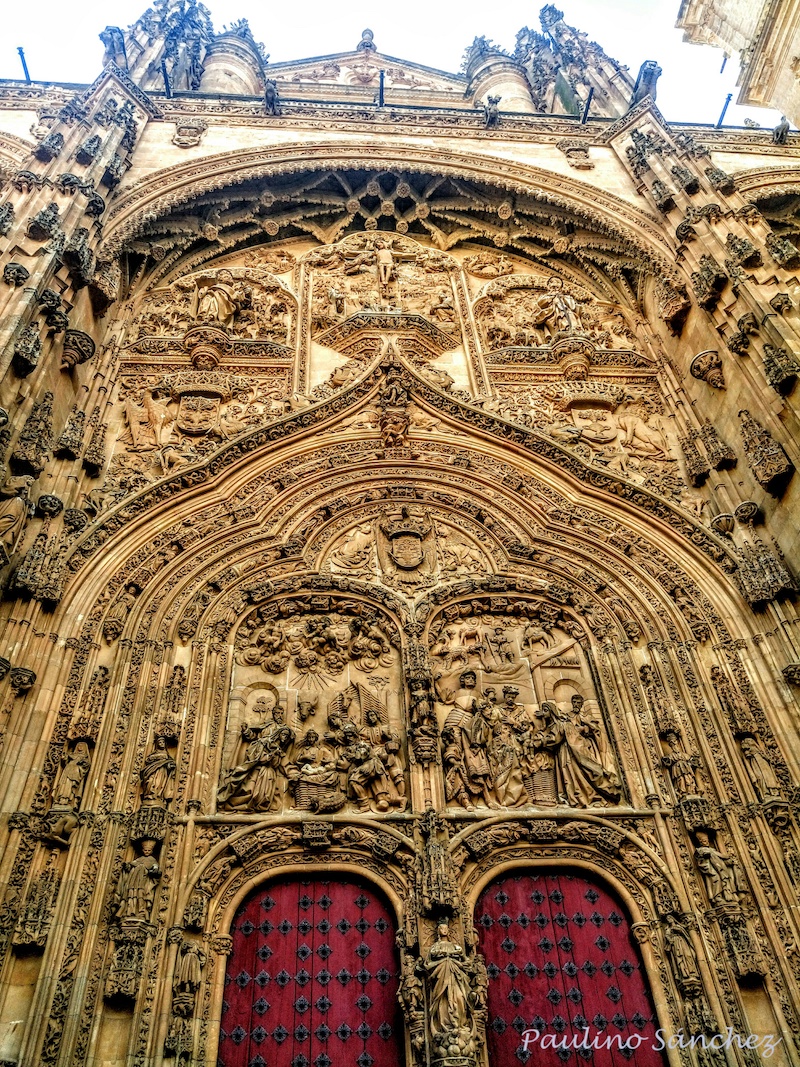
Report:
218,695,295,811
140,736,176,804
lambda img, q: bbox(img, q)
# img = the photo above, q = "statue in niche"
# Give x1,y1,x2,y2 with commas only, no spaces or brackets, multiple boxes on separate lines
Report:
52,742,91,809
140,737,177,806
0,475,34,562
424,923,486,1062
739,737,781,799
398,953,426,1060
172,940,205,1016
114,840,162,924
103,584,139,644
217,691,295,812
661,730,702,797
663,915,702,997
694,831,746,908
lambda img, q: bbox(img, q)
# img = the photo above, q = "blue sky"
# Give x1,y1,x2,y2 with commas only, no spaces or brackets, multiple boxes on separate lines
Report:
1,0,787,129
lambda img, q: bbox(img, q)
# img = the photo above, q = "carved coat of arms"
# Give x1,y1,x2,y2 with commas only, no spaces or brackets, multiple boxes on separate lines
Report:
377,507,436,590
177,394,221,435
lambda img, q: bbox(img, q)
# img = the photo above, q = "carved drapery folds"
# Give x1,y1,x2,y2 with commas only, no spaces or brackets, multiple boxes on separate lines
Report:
430,597,622,811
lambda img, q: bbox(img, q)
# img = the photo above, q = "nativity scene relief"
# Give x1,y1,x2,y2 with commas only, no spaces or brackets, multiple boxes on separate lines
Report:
218,599,407,815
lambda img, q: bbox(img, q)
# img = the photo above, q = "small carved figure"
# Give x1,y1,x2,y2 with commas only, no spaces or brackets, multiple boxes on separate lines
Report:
617,400,670,460
441,671,499,810
360,706,406,807
52,742,91,809
288,728,345,812
772,116,790,145
0,475,34,561
694,831,745,908
330,523,375,570
629,59,662,107
739,737,781,799
375,239,394,286
661,730,702,797
380,409,409,449
264,79,281,116
172,941,205,1016
140,737,176,805
114,840,162,923
103,584,138,643
532,276,582,336
347,739,393,811
663,915,702,996
429,289,455,322
99,26,127,68
478,94,501,128
190,270,241,329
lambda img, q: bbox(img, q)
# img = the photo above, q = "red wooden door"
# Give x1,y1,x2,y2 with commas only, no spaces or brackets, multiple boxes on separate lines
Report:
475,870,667,1065
219,876,403,1067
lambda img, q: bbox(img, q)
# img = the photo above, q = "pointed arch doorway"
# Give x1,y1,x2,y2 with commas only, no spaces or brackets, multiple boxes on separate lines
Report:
218,874,404,1067
475,869,668,1065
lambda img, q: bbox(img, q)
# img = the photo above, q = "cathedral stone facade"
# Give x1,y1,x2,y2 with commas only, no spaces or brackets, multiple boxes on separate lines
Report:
0,4,799,1066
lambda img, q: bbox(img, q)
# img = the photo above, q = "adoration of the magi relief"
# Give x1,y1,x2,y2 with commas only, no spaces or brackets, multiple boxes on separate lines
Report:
0,2,799,1066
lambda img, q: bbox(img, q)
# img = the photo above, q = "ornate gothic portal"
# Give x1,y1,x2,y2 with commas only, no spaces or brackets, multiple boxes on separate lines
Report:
1,4,800,1067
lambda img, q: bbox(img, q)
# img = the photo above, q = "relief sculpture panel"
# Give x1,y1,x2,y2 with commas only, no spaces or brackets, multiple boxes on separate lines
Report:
321,508,492,593
218,598,407,815
428,598,622,811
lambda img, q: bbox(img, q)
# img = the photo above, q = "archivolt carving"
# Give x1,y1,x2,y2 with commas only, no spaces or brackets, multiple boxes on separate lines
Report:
99,144,675,272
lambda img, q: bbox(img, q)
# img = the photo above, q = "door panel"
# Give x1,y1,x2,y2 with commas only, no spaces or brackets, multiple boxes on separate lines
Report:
475,870,667,1065
219,876,403,1067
